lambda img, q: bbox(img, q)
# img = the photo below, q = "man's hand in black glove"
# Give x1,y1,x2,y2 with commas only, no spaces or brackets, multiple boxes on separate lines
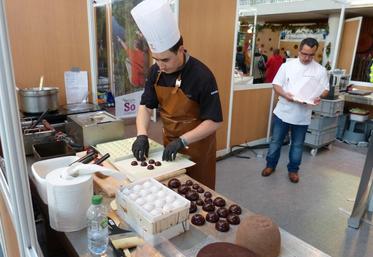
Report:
162,138,185,161
132,135,149,161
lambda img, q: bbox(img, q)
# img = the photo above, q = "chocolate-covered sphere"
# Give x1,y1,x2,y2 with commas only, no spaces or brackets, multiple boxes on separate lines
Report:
229,204,242,215
185,180,193,186
191,214,205,226
178,185,190,195
189,202,197,213
196,199,204,206
217,207,229,218
147,165,154,170
186,190,199,201
148,159,155,164
168,178,181,189
204,191,212,198
140,161,147,166
227,214,240,225
213,197,226,207
204,198,213,204
202,202,215,212
131,160,138,166
215,219,230,232
197,187,205,194
192,184,200,190
155,161,162,166
206,212,219,223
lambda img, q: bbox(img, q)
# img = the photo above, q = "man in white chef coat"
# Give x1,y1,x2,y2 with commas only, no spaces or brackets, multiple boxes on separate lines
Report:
261,37,329,183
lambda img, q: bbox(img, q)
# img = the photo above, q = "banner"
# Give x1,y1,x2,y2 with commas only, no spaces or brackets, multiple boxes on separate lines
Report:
115,90,143,118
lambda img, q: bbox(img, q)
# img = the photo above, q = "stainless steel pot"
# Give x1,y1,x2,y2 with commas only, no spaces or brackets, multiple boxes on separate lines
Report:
18,87,59,113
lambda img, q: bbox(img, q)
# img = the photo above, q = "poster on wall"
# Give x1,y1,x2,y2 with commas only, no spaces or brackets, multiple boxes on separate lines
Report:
111,0,150,118
280,28,327,41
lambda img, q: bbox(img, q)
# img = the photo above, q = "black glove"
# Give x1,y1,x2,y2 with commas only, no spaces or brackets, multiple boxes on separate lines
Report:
162,138,185,161
132,135,149,161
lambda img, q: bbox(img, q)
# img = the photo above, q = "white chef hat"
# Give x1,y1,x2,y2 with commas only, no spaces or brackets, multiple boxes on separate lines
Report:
131,0,180,53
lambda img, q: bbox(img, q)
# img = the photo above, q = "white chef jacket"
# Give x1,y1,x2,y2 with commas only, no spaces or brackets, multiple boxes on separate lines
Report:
272,58,329,125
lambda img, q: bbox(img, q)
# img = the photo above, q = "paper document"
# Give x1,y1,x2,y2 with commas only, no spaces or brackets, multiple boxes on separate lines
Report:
64,71,88,104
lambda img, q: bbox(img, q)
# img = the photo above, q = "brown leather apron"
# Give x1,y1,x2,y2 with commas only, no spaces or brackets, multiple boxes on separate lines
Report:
154,72,216,189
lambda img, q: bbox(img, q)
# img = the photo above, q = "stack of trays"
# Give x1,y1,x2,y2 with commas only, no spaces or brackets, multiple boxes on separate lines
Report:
116,178,190,242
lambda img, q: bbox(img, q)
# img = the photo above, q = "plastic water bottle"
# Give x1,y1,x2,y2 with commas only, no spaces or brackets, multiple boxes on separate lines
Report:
87,195,108,255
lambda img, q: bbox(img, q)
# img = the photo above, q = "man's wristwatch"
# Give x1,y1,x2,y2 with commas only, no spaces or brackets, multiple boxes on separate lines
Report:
180,137,189,149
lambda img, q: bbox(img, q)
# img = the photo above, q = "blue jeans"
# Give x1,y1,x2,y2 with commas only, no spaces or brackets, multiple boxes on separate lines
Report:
266,115,308,172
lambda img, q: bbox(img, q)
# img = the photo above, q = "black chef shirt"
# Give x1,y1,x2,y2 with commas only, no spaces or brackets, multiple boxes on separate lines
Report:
140,55,223,122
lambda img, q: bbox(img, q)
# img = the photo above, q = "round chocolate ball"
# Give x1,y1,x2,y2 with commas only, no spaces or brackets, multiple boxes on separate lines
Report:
155,161,162,166
178,185,190,195
215,219,230,232
147,165,154,170
204,198,213,204
196,199,204,206
189,202,197,213
197,187,205,194
186,190,199,201
131,160,138,166
148,159,155,164
217,207,229,218
185,180,193,186
213,197,226,207
204,191,212,198
227,214,241,225
168,178,181,189
206,212,219,223
229,204,242,215
192,184,200,190
191,214,205,226
140,161,147,167
202,202,215,212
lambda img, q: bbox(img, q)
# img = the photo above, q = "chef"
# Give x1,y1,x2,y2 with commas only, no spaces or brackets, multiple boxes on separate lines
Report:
130,0,222,189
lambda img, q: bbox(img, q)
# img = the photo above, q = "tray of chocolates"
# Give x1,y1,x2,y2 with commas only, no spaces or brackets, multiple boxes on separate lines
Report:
114,151,195,182
166,177,243,233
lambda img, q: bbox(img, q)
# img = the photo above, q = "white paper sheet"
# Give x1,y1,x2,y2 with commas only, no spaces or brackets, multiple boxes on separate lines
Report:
64,71,88,104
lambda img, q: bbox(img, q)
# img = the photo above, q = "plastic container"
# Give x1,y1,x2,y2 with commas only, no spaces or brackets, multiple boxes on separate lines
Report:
87,195,108,256
308,115,338,131
312,98,344,117
305,127,337,147
116,178,190,242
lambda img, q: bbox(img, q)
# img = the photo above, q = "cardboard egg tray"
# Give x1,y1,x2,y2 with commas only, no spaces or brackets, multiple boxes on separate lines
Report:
116,178,190,237
96,137,163,162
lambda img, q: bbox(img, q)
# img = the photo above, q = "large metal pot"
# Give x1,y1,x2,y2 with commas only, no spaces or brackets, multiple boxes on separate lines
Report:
18,87,59,113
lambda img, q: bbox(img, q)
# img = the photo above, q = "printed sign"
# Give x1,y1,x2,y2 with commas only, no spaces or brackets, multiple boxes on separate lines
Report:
115,90,143,118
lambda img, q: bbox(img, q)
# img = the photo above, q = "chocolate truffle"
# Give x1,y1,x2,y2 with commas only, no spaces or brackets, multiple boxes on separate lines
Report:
228,204,242,215
217,207,229,218
178,185,190,195
213,197,226,207
206,212,219,223
186,190,199,201
140,161,147,167
189,202,197,213
155,161,162,166
147,165,154,170
192,184,200,190
191,214,205,226
215,219,230,232
197,187,205,194
204,197,213,204
131,160,138,166
148,159,155,164
168,178,181,189
227,214,240,225
202,203,215,212
185,180,193,186
204,191,212,198
196,199,204,206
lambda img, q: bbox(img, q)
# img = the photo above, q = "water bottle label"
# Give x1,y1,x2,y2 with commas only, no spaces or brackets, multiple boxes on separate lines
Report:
100,217,108,229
